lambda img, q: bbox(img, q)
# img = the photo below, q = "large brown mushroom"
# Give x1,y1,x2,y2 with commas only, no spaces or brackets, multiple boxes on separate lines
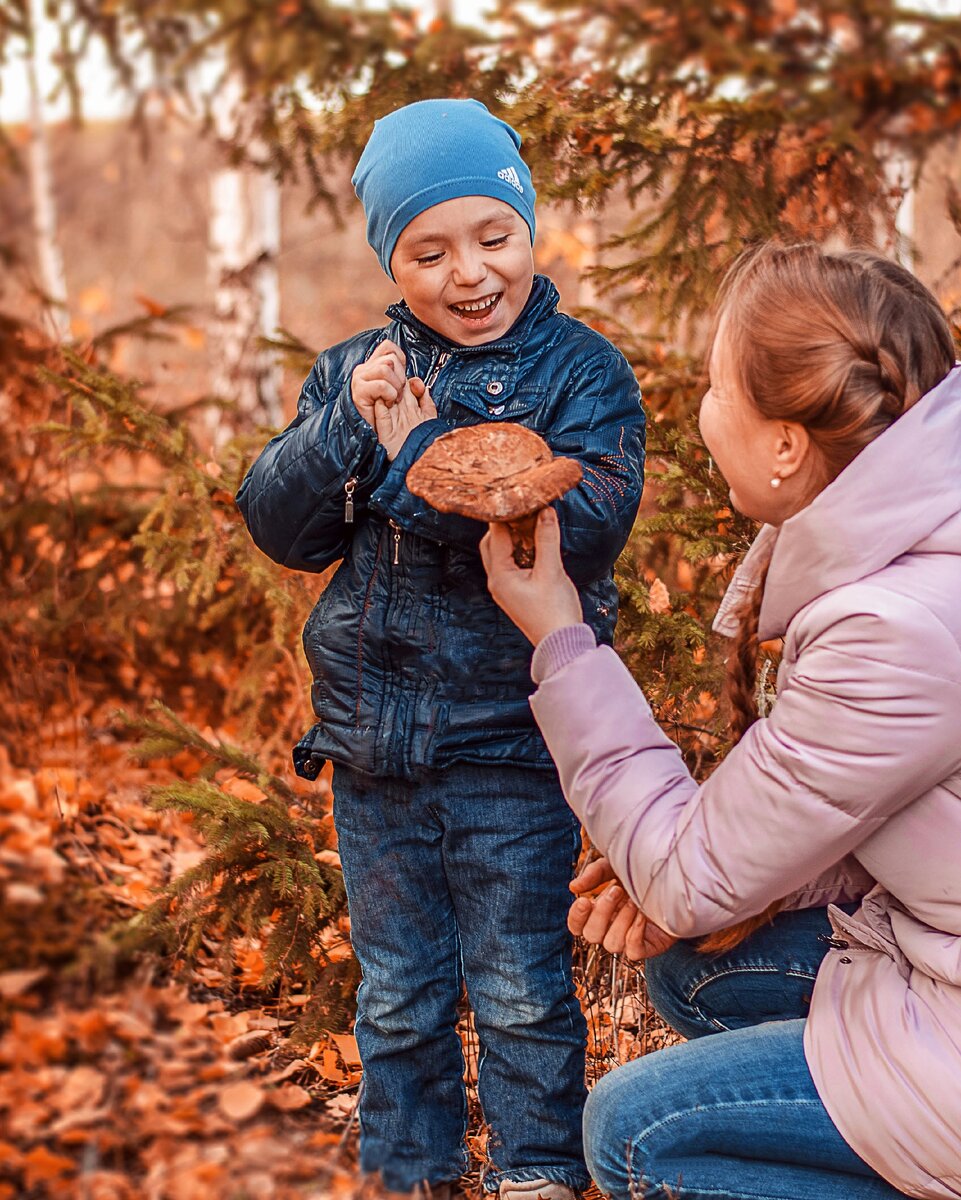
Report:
406,422,582,567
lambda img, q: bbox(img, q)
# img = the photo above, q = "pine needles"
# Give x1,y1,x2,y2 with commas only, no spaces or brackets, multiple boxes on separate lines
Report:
116,703,347,998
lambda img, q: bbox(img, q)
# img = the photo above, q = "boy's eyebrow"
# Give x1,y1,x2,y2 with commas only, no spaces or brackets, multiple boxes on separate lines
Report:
404,211,519,248
405,232,447,249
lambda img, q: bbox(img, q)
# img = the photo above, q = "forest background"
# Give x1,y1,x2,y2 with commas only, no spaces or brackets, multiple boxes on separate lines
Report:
2,1,961,1197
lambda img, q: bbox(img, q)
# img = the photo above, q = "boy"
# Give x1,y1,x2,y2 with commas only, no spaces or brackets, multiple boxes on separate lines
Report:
237,99,646,1197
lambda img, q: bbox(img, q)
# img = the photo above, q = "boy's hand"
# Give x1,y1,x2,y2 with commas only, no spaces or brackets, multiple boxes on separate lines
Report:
351,339,406,426
375,377,438,462
568,856,677,960
480,508,582,646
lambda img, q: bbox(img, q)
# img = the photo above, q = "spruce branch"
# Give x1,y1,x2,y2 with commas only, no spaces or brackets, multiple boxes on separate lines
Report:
114,704,344,992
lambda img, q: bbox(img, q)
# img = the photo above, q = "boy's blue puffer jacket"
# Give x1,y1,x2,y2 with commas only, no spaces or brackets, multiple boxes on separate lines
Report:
236,276,646,780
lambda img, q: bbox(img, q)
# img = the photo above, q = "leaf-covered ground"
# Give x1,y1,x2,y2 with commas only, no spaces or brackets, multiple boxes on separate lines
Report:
0,702,675,1200
0,716,362,1200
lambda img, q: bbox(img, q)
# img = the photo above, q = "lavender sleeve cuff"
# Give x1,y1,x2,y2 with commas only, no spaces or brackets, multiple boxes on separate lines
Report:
530,623,598,685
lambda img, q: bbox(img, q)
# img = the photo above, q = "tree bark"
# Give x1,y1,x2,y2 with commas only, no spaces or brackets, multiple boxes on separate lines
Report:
886,150,916,270
207,73,283,439
26,0,69,340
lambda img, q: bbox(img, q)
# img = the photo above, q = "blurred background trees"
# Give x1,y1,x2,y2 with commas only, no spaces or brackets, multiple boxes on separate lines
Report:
1,0,960,1190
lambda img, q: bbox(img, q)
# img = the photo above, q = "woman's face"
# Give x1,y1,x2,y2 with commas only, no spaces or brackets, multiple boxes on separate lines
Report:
698,314,803,525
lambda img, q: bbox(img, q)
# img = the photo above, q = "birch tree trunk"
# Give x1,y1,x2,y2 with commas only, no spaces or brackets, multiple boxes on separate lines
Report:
26,0,69,340
207,74,283,439
886,150,916,270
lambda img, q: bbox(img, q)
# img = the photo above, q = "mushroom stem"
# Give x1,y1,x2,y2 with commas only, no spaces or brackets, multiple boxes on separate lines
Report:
507,512,539,568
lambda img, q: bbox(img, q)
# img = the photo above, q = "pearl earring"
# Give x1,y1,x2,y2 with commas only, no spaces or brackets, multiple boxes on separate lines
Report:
770,476,782,489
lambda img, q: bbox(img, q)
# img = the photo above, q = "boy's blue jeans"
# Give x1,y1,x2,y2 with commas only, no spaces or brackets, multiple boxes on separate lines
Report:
332,762,589,1194
584,906,907,1200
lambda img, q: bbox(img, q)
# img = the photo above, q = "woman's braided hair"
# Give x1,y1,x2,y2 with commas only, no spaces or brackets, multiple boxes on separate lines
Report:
697,241,955,956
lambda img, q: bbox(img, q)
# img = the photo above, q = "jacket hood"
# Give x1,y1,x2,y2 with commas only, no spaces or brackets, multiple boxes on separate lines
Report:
715,362,961,641
385,273,560,356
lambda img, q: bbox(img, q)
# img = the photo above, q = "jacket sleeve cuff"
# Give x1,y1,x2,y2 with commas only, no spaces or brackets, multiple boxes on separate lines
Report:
328,383,391,493
334,379,378,448
531,623,598,684
370,417,454,506
370,417,489,550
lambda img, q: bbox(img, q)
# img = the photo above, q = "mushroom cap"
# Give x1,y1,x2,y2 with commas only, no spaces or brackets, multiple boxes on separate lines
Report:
406,422,582,522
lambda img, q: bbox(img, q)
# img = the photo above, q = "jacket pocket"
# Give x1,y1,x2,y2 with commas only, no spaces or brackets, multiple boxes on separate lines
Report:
302,572,342,668
448,381,547,423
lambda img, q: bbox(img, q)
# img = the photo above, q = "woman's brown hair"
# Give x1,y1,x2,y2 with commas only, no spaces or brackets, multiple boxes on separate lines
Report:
697,241,956,955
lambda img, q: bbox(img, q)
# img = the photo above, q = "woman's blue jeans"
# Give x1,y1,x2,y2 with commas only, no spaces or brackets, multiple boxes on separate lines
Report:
332,762,589,1194
584,905,908,1200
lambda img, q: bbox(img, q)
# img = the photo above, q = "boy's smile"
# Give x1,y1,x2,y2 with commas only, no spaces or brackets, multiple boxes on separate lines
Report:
389,197,535,347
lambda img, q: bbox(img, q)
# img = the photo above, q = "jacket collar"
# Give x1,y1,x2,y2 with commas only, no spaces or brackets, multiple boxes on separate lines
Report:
715,363,961,641
385,274,560,356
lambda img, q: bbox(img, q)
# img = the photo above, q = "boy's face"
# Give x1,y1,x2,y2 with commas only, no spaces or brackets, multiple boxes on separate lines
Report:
389,197,534,346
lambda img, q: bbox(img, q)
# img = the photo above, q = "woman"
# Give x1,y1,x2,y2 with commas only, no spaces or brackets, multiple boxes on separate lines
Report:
479,242,961,1200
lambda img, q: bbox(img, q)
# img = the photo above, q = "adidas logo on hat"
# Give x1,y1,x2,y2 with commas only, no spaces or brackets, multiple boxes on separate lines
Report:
497,166,524,194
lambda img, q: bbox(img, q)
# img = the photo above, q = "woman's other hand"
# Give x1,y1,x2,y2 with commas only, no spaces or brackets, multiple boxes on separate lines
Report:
569,856,678,960
480,508,583,646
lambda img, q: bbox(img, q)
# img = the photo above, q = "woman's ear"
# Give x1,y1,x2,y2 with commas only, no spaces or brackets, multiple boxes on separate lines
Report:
772,420,811,482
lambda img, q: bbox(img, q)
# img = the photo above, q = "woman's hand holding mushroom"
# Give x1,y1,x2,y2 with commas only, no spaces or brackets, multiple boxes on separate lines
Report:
375,377,438,462
569,856,678,960
480,508,583,646
350,339,407,426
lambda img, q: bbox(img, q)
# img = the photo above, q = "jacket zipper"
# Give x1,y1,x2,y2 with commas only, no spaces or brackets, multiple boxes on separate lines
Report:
426,351,450,390
344,476,357,523
385,352,448,567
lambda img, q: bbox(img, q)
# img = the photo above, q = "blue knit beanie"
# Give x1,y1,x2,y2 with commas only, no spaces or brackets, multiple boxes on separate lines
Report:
352,98,536,279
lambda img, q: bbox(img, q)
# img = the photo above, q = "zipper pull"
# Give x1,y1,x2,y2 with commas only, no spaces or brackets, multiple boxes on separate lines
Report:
344,477,357,523
389,519,401,565
818,934,850,950
426,351,450,390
